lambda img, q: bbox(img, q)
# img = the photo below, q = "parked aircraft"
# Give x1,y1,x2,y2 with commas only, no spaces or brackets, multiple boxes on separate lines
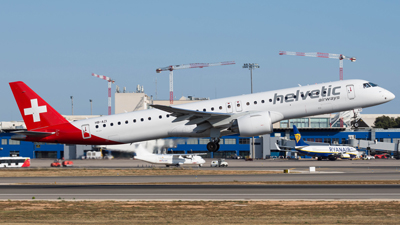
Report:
102,141,205,167
293,125,363,160
9,79,394,152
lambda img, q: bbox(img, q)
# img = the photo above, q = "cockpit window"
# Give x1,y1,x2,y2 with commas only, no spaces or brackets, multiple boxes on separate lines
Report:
363,83,371,88
369,82,378,87
363,82,378,88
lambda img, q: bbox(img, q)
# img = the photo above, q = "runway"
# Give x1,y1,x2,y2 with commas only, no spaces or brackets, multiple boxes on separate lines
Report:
1,184,400,200
2,159,400,201
1,172,400,184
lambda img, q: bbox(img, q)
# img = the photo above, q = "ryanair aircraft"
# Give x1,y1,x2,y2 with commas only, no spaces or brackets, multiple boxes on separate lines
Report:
293,125,363,160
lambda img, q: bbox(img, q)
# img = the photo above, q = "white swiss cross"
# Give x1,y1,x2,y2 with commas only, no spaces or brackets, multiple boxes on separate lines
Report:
24,99,47,122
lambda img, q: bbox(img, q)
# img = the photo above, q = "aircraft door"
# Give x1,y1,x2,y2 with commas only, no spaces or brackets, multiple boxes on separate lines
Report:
235,100,243,112
347,85,355,100
81,124,91,139
226,102,233,113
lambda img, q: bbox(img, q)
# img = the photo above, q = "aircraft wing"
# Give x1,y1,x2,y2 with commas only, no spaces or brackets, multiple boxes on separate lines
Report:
151,104,238,131
275,143,296,151
169,153,208,156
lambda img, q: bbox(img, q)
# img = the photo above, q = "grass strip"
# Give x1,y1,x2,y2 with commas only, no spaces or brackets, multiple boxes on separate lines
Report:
0,200,399,224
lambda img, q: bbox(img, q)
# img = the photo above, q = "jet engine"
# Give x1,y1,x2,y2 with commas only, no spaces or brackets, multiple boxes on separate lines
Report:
230,111,283,137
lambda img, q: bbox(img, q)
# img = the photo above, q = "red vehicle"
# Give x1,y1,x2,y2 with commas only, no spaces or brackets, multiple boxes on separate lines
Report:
374,154,389,159
62,161,73,167
50,160,61,167
51,160,73,167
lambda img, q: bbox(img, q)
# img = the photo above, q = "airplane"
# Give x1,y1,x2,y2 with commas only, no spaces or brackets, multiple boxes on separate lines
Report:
293,125,363,160
9,79,395,152
99,140,205,167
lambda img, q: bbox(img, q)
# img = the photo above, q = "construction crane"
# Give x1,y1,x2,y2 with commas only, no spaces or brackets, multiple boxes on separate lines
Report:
92,73,115,115
156,61,235,104
279,51,356,80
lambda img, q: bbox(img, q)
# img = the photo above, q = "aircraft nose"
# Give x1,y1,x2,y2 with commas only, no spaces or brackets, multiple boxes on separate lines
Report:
386,91,395,101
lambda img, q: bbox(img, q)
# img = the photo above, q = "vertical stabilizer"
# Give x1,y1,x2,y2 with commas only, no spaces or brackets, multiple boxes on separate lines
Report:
10,81,69,131
293,125,309,146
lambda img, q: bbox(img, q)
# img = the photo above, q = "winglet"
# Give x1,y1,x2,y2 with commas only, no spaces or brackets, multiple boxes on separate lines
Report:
293,125,309,146
9,81,69,131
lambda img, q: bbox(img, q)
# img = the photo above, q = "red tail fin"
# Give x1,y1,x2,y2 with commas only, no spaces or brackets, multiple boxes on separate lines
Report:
10,81,69,130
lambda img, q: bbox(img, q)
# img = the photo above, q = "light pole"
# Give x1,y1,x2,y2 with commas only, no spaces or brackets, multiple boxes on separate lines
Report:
70,96,73,115
90,99,93,115
243,63,260,159
242,63,259,94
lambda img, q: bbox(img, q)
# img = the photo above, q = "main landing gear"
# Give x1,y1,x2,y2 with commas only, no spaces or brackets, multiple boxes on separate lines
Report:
207,138,220,152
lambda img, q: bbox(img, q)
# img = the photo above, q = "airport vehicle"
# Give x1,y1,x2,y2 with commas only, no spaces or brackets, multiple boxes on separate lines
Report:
0,157,30,168
363,155,375,160
210,159,228,167
374,154,389,159
50,160,61,167
62,161,74,167
9,79,394,152
51,160,74,167
293,125,363,161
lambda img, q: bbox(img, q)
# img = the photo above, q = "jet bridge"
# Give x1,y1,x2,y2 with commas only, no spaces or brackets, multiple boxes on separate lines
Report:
347,138,400,158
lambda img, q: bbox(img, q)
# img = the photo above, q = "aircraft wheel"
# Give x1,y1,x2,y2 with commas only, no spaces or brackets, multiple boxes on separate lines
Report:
166,165,169,167
317,157,322,161
207,142,218,152
354,123,359,128
175,164,180,167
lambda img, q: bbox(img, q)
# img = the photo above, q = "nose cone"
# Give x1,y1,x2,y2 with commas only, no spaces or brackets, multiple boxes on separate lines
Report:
386,91,395,101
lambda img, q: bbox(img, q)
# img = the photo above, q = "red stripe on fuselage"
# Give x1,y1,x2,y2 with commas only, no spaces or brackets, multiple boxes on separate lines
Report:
26,122,122,145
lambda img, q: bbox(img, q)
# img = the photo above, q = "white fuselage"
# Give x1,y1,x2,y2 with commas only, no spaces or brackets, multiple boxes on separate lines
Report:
70,79,394,144
296,145,362,159
134,154,206,166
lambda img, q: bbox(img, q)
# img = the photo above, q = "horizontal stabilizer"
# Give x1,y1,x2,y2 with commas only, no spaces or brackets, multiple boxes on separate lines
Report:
11,130,55,137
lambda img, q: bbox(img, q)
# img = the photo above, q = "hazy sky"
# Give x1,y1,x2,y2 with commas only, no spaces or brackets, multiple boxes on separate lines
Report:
1,0,399,121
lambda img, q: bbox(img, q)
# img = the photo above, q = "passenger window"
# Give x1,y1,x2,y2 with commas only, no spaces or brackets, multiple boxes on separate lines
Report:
125,120,128,124
110,123,114,126
237,103,240,107
269,99,272,102
203,108,206,112
254,101,257,105
167,115,170,118
103,124,106,127
261,100,265,103
133,119,136,123
228,105,231,108
118,122,121,125
141,118,144,122
219,106,222,110
148,117,151,120
246,102,250,106
211,107,214,111
159,115,162,119
96,125,99,129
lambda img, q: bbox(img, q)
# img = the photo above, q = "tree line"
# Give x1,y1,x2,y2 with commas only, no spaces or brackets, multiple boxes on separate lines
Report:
374,115,400,128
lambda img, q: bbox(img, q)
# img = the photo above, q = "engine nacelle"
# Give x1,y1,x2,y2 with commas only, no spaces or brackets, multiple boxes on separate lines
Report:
230,111,283,137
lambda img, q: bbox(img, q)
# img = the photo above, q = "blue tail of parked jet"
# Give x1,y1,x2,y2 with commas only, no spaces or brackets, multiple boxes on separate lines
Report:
293,125,309,146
